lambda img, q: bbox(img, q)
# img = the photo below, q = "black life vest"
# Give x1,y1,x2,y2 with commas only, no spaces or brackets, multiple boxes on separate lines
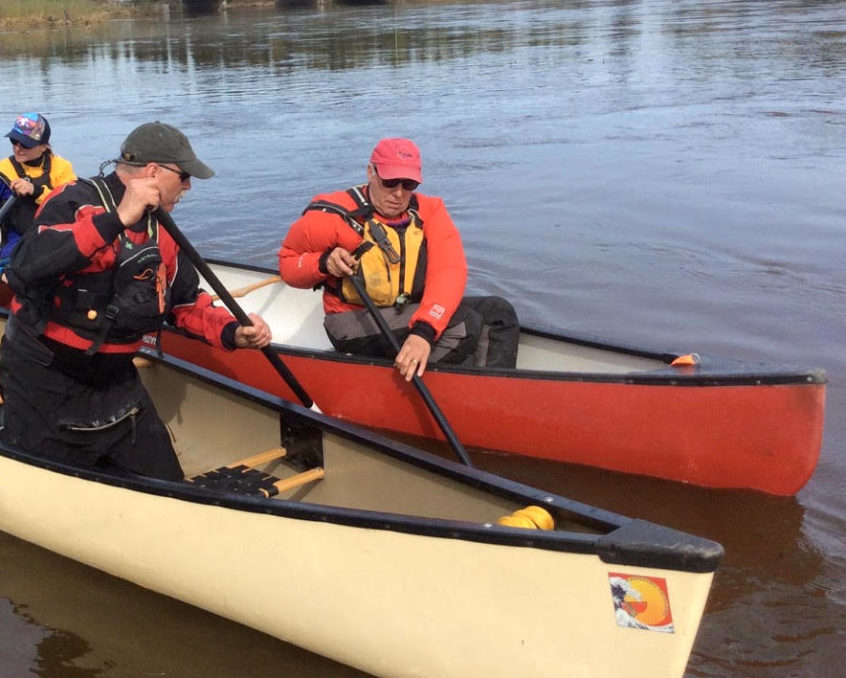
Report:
303,186,427,308
49,177,170,354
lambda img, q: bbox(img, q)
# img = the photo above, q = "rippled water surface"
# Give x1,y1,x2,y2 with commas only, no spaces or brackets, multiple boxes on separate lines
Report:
1,0,844,675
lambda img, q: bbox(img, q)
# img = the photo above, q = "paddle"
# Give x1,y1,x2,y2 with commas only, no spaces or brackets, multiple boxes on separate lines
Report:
346,272,474,468
153,207,318,411
0,194,18,225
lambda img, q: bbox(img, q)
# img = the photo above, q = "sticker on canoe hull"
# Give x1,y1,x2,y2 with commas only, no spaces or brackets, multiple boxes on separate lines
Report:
608,573,674,633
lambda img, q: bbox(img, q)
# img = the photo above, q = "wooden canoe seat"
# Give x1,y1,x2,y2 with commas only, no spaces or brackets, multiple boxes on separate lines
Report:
188,447,324,498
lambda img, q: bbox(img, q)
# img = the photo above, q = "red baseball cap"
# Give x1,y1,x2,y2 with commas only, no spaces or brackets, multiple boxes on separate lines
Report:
370,138,422,184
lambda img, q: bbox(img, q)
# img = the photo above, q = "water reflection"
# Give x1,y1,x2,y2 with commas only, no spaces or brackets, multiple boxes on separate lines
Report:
1,0,844,675
2,0,842,76
333,0,387,6
0,597,105,677
277,0,328,9
0,531,370,677
34,632,104,678
183,0,224,17
0,598,51,677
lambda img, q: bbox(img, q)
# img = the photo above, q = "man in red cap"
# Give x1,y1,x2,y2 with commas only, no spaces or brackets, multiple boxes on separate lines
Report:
279,138,519,380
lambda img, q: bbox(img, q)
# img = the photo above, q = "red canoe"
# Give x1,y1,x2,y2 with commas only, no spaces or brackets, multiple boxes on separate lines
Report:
147,261,825,496
0,260,825,495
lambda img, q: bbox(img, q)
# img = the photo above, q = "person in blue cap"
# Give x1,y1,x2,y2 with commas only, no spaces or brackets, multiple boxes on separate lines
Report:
0,112,76,265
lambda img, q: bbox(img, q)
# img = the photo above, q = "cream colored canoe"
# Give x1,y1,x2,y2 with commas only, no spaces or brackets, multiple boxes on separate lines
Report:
0,343,722,677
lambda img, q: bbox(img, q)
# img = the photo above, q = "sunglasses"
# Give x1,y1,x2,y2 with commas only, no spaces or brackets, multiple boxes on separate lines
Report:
158,164,191,182
10,139,27,148
376,170,418,192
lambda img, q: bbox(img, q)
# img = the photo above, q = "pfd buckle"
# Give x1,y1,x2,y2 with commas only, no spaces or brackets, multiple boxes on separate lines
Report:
394,293,410,314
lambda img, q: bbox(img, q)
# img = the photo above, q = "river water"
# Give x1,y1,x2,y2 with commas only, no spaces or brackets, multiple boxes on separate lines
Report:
0,0,844,675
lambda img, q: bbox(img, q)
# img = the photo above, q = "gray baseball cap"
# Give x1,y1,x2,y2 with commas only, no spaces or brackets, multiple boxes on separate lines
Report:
120,121,214,179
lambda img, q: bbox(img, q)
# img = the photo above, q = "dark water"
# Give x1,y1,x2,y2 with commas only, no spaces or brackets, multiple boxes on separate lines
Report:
1,1,844,675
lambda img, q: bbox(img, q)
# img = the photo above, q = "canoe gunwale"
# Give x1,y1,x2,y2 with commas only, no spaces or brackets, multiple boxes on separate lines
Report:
269,340,826,387
156,321,826,387
0,441,593,553
202,258,826,387
0,349,723,574
0,443,722,574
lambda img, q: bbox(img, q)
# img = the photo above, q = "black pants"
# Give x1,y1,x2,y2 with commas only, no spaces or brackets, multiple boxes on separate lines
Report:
324,296,520,368
0,320,183,481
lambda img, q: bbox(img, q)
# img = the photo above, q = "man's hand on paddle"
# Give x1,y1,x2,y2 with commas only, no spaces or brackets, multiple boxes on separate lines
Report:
9,177,35,197
234,313,272,349
117,176,161,226
395,334,431,382
325,247,359,277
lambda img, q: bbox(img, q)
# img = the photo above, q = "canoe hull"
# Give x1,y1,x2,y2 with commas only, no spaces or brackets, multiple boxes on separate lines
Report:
156,328,824,496
0,352,721,678
0,455,715,678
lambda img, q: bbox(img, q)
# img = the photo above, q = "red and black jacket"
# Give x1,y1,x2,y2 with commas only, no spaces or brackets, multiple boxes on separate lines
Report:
5,172,239,358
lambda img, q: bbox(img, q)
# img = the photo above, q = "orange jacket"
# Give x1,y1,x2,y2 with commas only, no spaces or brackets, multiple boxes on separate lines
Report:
279,188,467,339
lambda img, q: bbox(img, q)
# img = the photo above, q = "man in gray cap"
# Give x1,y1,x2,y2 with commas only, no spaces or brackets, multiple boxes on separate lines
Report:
0,122,271,481
112,121,215,221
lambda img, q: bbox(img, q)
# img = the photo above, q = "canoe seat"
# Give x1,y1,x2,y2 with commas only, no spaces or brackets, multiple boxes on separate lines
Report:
188,447,325,498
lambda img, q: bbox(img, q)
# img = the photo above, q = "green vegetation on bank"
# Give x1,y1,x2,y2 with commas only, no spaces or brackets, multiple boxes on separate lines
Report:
0,0,153,29
0,1,285,30
0,1,330,32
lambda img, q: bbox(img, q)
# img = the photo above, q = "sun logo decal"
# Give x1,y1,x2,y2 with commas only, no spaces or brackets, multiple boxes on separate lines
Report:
608,573,674,633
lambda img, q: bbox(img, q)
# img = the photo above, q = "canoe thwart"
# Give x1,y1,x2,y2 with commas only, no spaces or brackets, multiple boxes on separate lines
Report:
211,275,281,301
272,467,325,494
226,447,287,470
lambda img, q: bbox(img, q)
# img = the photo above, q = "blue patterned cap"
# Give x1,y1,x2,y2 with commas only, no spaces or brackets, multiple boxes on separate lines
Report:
6,113,51,148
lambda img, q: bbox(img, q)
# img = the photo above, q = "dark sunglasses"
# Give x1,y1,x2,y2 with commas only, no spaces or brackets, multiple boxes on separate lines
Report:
10,139,27,147
158,164,191,182
376,171,418,191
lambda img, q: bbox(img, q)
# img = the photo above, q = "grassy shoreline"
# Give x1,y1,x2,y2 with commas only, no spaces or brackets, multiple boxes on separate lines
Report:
0,1,153,30
0,1,276,31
